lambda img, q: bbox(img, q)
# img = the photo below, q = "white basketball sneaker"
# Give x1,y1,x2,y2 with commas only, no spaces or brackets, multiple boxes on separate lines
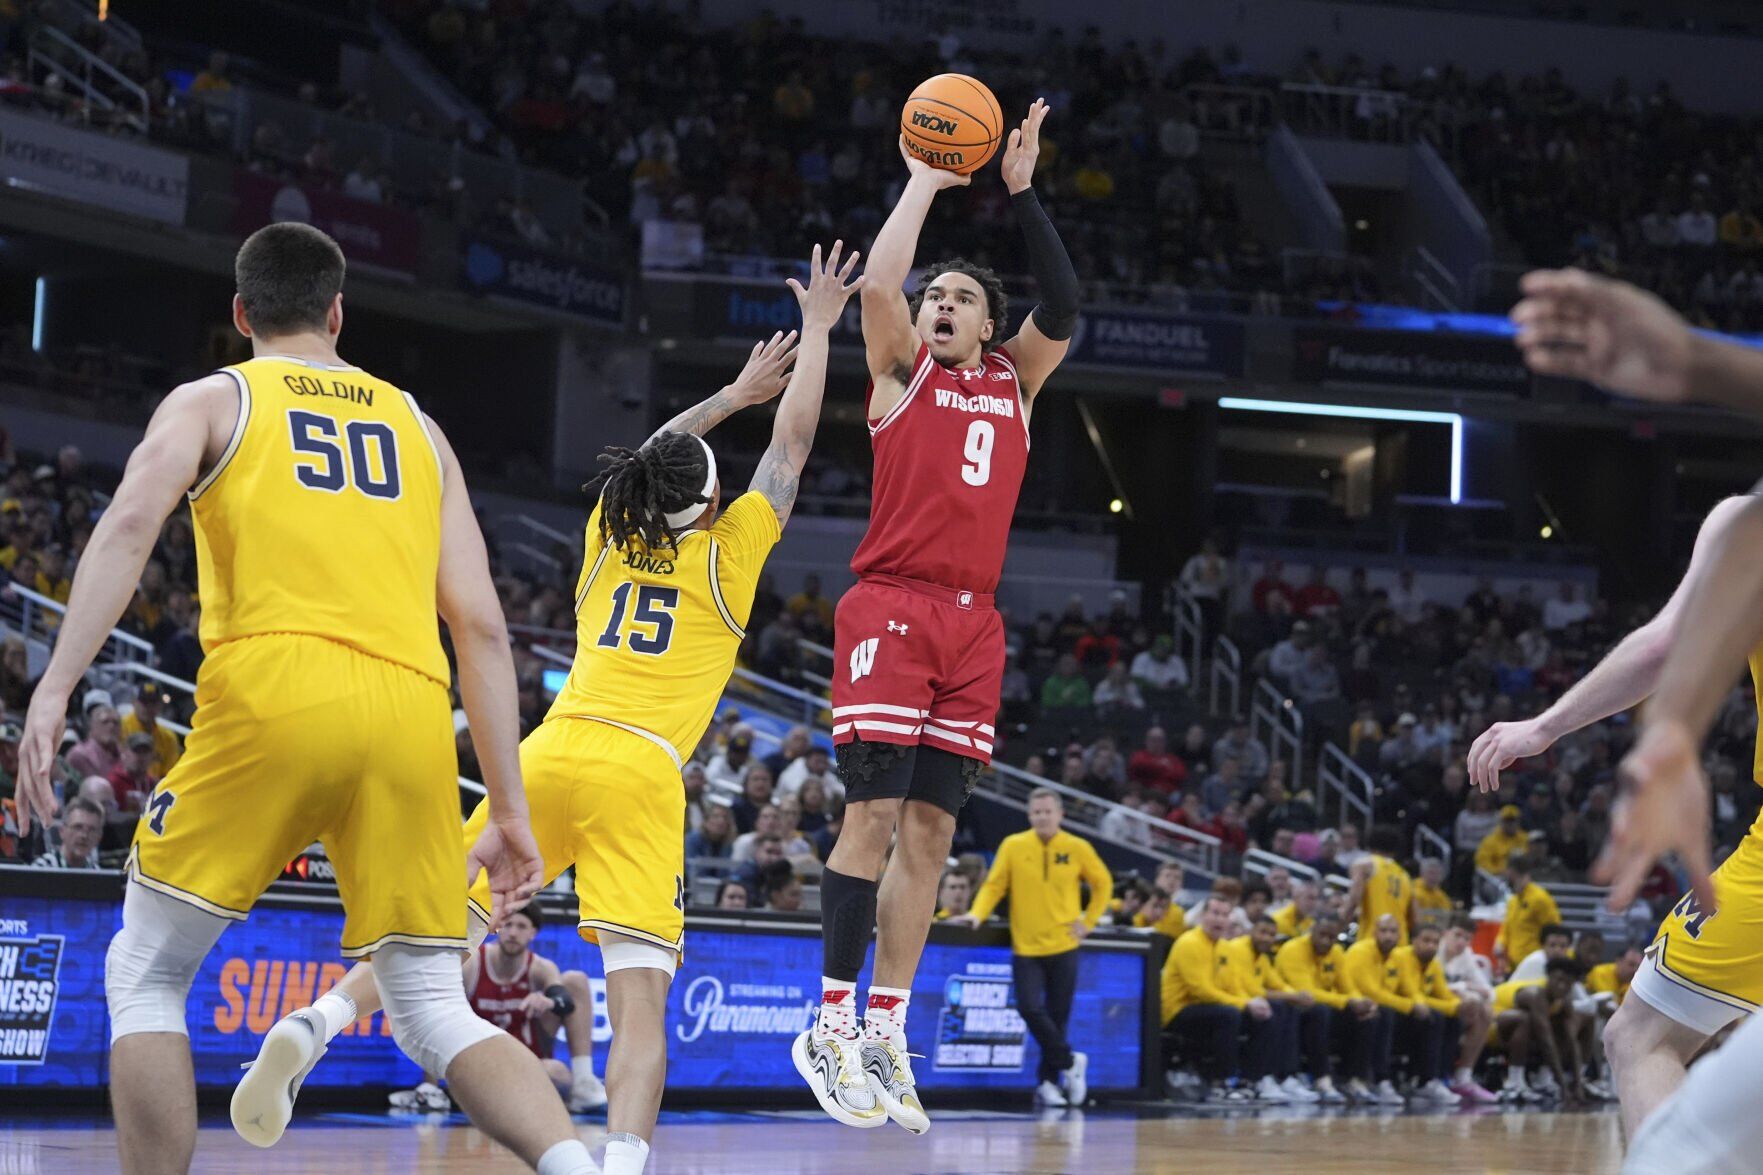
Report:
794,1023,887,1129
566,1072,608,1113
862,1034,930,1134
387,1081,452,1113
231,1010,327,1147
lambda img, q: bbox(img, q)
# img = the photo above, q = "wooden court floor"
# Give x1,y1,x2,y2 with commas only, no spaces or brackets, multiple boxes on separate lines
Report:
0,1105,1626,1174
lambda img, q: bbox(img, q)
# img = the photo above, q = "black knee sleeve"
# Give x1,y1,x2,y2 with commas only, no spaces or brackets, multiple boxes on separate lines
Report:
906,746,983,816
820,866,878,982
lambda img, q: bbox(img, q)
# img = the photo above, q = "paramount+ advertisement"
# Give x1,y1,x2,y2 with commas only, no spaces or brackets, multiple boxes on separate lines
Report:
1,895,1146,1094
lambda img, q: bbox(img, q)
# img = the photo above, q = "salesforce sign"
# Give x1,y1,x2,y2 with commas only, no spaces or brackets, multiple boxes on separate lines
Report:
462,234,626,326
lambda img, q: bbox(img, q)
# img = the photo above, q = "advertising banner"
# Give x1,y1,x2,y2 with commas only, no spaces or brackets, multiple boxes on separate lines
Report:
1066,309,1244,378
1,896,1145,1093
461,234,626,326
232,171,421,275
0,109,187,224
1293,324,1531,394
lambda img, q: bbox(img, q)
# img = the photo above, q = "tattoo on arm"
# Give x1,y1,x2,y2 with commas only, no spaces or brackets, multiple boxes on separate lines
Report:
655,389,740,441
752,440,802,525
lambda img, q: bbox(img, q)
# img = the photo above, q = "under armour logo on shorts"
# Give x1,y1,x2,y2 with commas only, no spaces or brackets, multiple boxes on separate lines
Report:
850,637,879,683
956,591,973,610
887,620,908,634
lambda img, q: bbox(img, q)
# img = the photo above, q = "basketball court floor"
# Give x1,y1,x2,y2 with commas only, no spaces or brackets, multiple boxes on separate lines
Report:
2,1103,1626,1173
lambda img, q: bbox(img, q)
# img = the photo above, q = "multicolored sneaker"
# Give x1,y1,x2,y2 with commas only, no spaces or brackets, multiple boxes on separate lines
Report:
793,1025,887,1129
861,1035,929,1134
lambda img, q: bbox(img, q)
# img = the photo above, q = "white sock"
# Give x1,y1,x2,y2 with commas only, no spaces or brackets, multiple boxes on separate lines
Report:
863,985,911,1042
1453,1067,1472,1085
603,1132,650,1175
819,977,858,1038
571,1054,598,1084
310,990,357,1044
536,1138,598,1175
1503,1067,1526,1089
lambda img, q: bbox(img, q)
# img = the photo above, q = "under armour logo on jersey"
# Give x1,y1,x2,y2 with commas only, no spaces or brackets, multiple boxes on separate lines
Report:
850,638,879,683
887,621,909,634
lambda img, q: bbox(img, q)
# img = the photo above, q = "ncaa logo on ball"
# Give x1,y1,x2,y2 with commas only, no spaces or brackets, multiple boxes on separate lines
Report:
910,110,960,136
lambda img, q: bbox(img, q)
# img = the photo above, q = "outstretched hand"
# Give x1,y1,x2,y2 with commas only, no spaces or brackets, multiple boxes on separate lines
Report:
1596,718,1716,914
727,330,800,408
465,815,546,931
14,688,65,834
1466,718,1556,793
1509,269,1694,400
786,240,865,331
1001,97,1049,194
899,136,971,190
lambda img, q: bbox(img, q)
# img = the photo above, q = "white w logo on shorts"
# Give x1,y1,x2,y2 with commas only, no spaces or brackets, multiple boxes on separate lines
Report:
850,638,879,683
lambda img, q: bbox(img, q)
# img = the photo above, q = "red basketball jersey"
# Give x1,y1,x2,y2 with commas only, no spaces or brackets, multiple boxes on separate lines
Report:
851,342,1029,594
468,945,544,1058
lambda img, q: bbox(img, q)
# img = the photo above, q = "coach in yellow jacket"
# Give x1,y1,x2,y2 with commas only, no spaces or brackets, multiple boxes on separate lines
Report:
959,788,1112,1104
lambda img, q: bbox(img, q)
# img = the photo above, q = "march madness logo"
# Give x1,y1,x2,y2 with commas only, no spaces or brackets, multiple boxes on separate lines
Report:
0,927,64,1065
934,961,1025,1072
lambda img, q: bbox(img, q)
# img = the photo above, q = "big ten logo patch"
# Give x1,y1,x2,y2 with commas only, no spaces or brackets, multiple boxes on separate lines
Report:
0,932,64,1064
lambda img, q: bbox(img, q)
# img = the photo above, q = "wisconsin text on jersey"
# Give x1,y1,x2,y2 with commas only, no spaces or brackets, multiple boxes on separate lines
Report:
933,387,1018,417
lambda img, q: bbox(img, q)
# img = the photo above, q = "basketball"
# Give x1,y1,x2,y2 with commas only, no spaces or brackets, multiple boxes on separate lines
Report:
900,73,1003,175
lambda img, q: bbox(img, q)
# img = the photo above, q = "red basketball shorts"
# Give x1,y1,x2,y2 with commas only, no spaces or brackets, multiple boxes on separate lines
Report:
830,575,1005,765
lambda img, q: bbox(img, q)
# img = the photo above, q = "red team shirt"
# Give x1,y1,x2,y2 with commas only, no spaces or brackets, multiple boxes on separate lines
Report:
852,343,1029,592
832,343,1028,765
468,946,545,1058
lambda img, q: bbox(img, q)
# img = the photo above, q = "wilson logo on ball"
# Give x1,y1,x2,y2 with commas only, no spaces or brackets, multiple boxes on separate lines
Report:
906,142,965,168
910,110,959,136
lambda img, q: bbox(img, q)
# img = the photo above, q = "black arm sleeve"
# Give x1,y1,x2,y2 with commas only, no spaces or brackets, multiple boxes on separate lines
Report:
1012,188,1079,341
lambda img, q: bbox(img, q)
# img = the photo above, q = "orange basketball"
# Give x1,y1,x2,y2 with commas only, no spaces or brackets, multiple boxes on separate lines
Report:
900,73,1002,176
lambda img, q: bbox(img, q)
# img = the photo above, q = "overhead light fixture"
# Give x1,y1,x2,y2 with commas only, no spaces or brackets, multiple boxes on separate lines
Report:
1218,397,1463,504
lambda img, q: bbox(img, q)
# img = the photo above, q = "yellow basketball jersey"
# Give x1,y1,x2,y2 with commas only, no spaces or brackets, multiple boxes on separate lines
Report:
191,355,448,684
1748,647,1763,784
548,490,781,763
1362,854,1414,943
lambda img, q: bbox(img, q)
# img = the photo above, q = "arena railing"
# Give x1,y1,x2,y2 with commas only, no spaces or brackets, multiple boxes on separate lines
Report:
27,25,150,135
1414,822,1452,875
1547,881,1631,941
104,663,195,738
1,584,156,669
1209,635,1242,718
1315,742,1374,836
1248,678,1304,791
1242,846,1320,886
1178,83,1278,142
1171,583,1204,694
795,638,835,693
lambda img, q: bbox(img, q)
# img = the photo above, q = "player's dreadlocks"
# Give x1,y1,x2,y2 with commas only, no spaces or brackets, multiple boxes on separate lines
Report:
910,259,1010,352
584,431,710,551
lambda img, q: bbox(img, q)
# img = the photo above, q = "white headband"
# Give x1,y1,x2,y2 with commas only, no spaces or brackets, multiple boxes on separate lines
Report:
662,435,717,529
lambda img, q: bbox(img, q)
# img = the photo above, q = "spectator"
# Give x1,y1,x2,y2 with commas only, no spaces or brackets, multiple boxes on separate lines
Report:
1387,569,1427,626
764,725,811,778
1040,654,1093,711
66,703,123,780
761,865,804,912
706,731,754,797
1494,854,1562,974
1214,802,1250,856
935,870,973,920
1127,726,1186,796
122,685,182,778
1092,662,1145,717
1290,645,1342,706
715,879,749,910
810,798,844,861
771,70,815,126
1130,634,1189,697
731,834,787,903
1272,880,1319,939
1200,755,1242,818
773,795,817,860
1251,561,1293,616
1335,824,1370,871
1313,830,1349,879
191,50,233,94
1177,723,1212,777
342,157,385,203
781,574,833,639
778,743,842,804
1212,719,1269,783
1456,791,1501,863
1178,539,1228,636
1440,914,1496,1006
1378,713,1427,772
1542,582,1592,632
795,775,831,835
31,795,103,869
1161,894,1275,1103
731,803,783,863
729,764,776,834
1476,805,1532,877
106,732,158,814
685,803,738,860
757,610,804,682
0,636,32,711
1294,567,1341,621
1100,789,1155,848
1266,621,1312,687
1414,859,1453,924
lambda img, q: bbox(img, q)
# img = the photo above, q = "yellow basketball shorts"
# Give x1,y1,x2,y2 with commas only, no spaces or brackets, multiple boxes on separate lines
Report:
462,717,686,953
128,633,463,957
1633,829,1763,1035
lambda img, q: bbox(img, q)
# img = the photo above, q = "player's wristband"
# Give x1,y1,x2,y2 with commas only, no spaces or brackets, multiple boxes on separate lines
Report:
1010,188,1079,341
545,984,576,1018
